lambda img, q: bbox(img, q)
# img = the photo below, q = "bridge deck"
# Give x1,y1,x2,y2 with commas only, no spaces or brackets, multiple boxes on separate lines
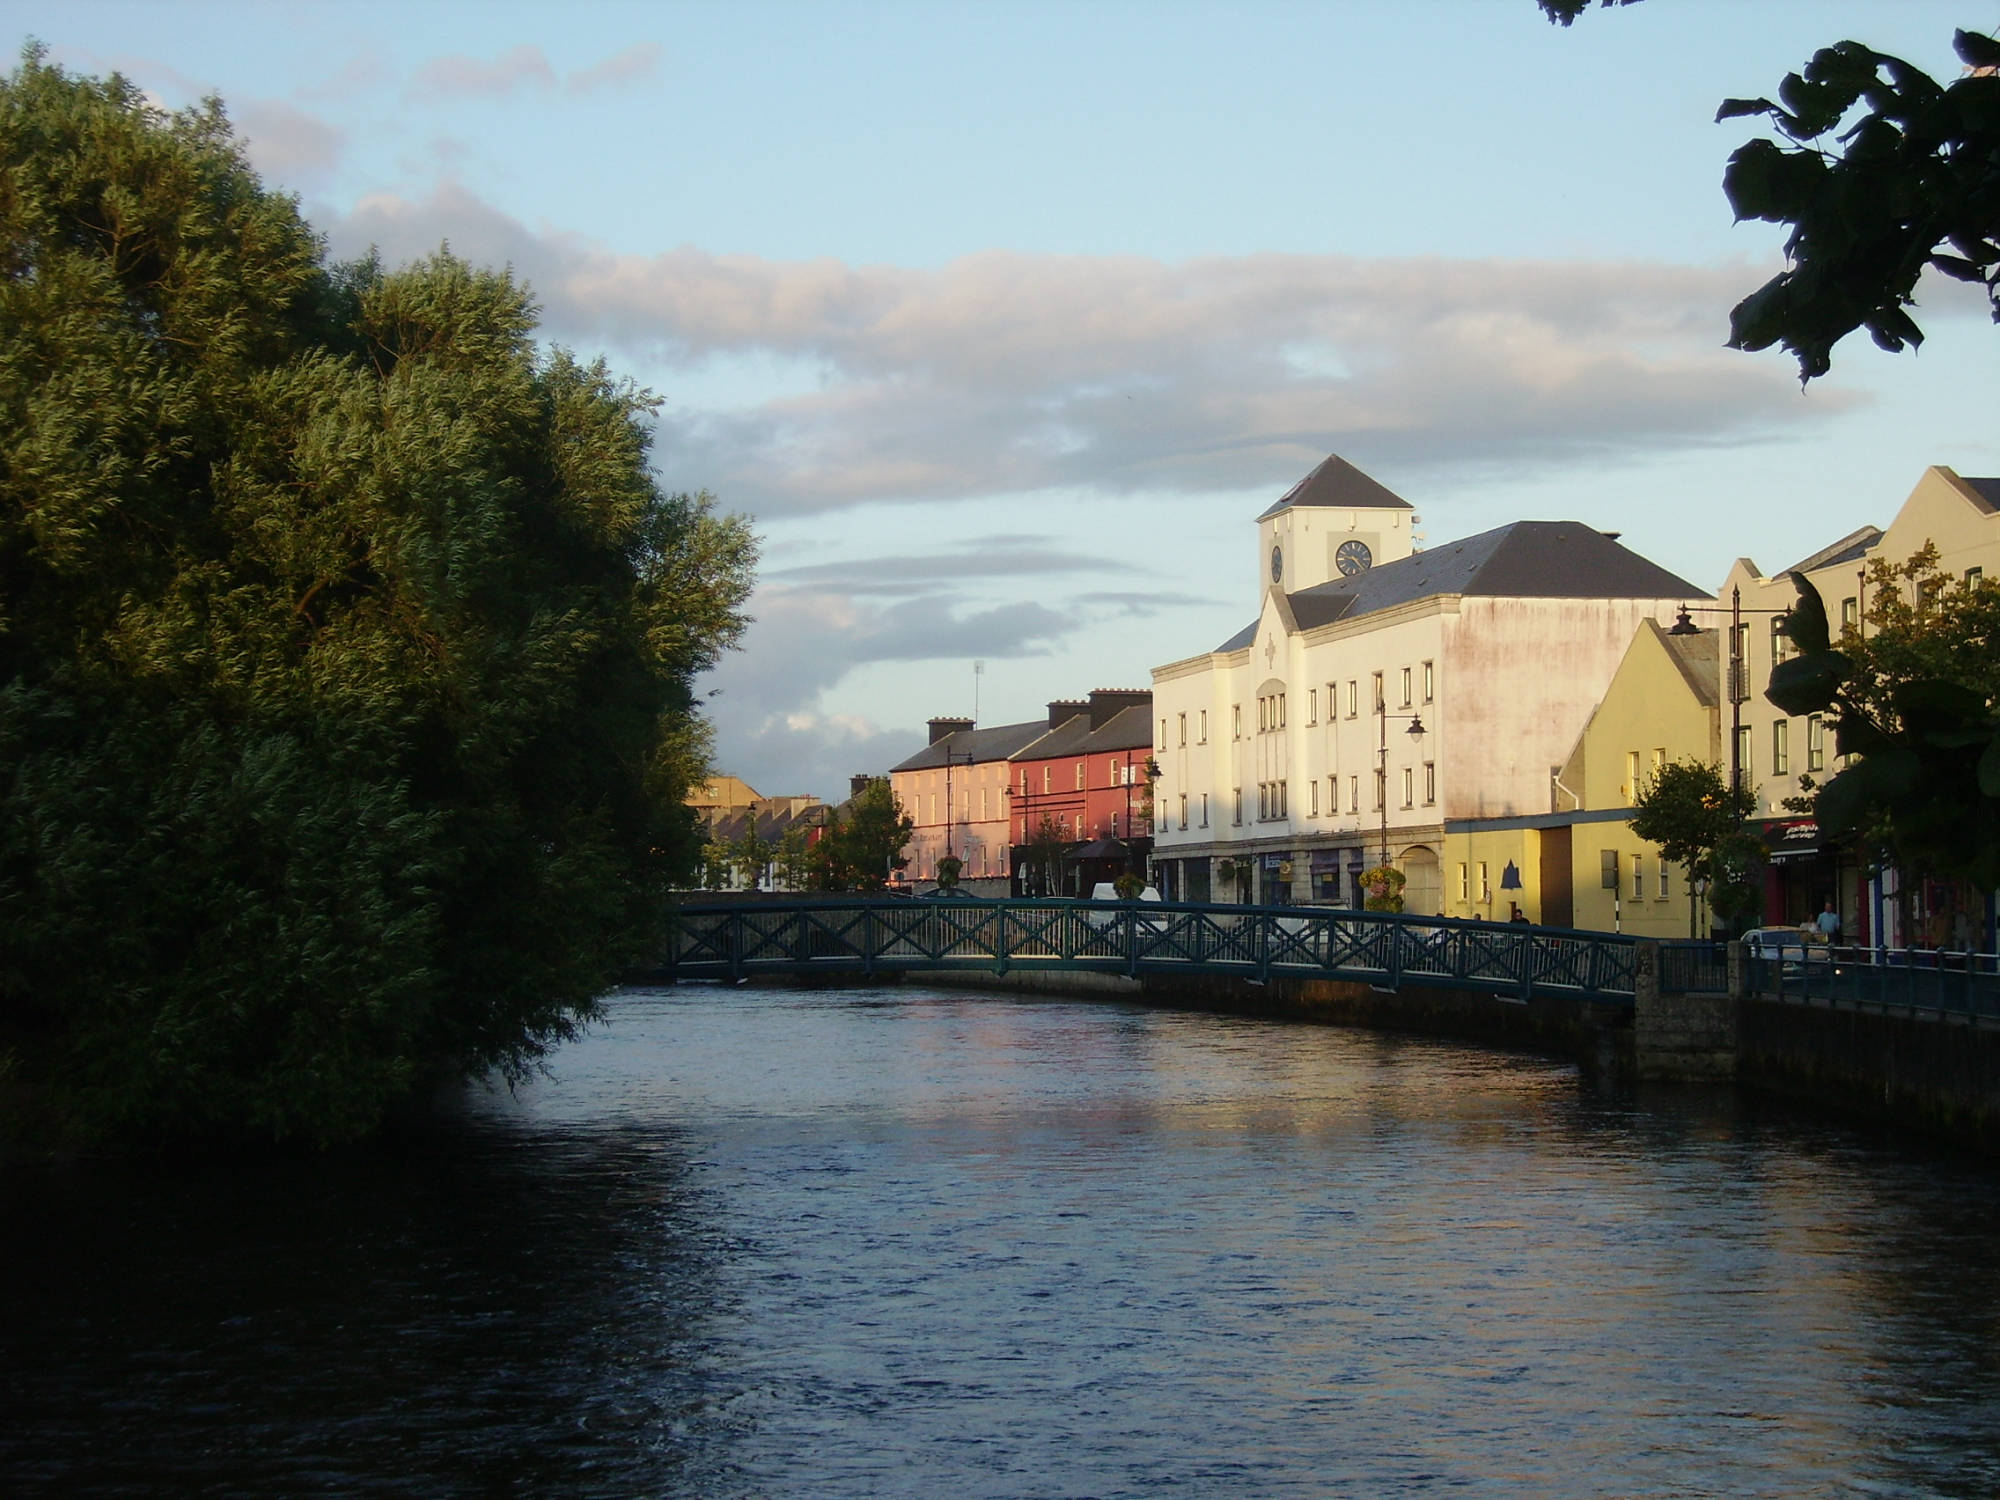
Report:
662,898,1643,1004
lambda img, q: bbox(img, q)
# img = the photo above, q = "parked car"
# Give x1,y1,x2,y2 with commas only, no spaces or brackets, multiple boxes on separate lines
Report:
1742,926,1833,974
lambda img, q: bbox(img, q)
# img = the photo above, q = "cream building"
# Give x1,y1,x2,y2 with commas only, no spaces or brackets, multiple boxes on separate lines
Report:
1718,465,2000,939
1441,619,1722,935
1150,455,1706,913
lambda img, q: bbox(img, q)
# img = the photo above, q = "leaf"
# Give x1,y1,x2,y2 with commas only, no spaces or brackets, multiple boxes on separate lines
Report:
1929,253,1989,283
1833,709,1894,758
1890,677,1991,739
1766,649,1847,716
1979,732,2000,798
1815,748,1922,834
1782,570,1833,653
1717,96,1779,123
1955,28,2000,70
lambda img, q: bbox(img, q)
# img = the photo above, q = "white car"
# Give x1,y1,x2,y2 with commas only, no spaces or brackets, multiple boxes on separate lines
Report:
1742,926,1832,972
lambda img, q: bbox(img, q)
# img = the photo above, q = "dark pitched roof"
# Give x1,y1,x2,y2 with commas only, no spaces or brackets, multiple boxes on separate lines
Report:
1012,713,1097,761
890,718,1047,773
1784,524,1883,577
1657,623,1720,708
1255,454,1413,522
1211,520,1708,651
1960,476,2000,513
1081,703,1154,754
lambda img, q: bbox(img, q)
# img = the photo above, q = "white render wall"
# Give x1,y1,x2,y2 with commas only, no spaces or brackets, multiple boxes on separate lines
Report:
1153,591,1691,884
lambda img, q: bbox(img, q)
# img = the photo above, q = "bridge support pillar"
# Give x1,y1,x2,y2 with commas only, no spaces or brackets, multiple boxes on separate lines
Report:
1634,939,1740,1081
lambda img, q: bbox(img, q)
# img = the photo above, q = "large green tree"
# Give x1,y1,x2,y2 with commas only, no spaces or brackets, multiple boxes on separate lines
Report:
1769,551,2000,893
0,52,755,1147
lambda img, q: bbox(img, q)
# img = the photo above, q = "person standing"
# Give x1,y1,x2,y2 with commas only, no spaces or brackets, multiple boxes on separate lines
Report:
1816,901,1841,942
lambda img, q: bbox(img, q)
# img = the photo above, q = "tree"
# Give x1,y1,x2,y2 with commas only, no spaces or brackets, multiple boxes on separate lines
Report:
811,780,913,891
774,822,813,892
0,52,756,1147
1629,760,1759,935
1022,813,1069,897
733,822,775,892
1769,549,2000,893
1544,7,2000,383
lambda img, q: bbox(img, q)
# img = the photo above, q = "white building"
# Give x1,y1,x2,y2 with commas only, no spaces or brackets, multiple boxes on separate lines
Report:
1149,455,1706,913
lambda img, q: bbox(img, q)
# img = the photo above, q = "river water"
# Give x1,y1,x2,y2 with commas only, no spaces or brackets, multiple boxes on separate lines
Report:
7,983,2000,1497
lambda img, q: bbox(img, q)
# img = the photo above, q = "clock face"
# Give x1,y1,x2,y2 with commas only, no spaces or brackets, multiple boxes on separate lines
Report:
1335,539,1373,577
1270,544,1283,584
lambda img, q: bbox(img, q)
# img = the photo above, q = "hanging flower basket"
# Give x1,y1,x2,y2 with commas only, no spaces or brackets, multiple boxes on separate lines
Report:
1360,863,1406,913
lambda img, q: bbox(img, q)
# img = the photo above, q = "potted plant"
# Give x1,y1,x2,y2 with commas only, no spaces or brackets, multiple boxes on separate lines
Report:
934,855,963,890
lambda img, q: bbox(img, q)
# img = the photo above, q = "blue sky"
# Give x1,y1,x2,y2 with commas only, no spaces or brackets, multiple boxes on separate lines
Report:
22,1,2000,800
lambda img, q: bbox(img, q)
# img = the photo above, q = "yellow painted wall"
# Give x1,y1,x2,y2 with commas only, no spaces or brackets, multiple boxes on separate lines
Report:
1438,826,1541,923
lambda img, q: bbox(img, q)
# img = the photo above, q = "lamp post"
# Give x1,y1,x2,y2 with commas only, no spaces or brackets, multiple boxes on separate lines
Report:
1665,587,1792,794
1376,702,1427,869
942,749,974,875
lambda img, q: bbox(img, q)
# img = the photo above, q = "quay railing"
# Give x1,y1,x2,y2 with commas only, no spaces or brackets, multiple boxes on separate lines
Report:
658,897,1641,1003
1748,943,2000,1023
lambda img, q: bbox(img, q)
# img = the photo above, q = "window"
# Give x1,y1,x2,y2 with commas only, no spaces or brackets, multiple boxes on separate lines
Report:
1772,718,1790,775
1422,660,1434,702
1807,713,1825,772
1278,780,1288,818
1200,793,1209,827
1373,768,1386,810
1346,681,1359,718
1372,671,1385,711
1969,567,1986,588
1232,704,1242,739
1257,696,1267,733
1458,863,1470,902
1771,615,1792,664
1309,779,1319,816
1631,853,1645,900
1043,767,1051,793
1652,748,1666,778
1400,667,1412,706
1478,862,1491,902
1198,710,1207,743
1308,688,1318,725
1177,712,1186,746
1022,769,1030,795
1656,856,1670,901
1625,751,1640,803
1076,762,1085,789
1423,761,1436,805
1278,693,1287,728
1401,767,1414,807
1257,783,1267,820
1734,725,1752,784
1178,794,1188,830
1232,789,1243,825
1841,596,1859,631
979,788,987,820
1348,775,1359,813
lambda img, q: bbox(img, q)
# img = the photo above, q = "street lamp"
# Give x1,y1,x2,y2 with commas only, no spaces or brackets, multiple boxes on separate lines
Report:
942,749,975,868
1665,587,1793,793
1377,703,1427,868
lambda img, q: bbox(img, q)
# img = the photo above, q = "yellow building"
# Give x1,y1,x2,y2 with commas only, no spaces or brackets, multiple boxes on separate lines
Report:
1441,618,1720,935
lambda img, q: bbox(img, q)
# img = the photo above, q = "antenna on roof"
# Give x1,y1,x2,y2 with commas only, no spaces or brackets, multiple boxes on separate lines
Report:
973,660,984,722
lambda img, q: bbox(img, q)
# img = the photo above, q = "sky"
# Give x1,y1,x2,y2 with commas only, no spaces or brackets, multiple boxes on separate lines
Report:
22,1,2000,801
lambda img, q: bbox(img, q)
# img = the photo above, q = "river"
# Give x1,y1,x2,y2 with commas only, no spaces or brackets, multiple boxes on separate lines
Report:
6,982,2000,1497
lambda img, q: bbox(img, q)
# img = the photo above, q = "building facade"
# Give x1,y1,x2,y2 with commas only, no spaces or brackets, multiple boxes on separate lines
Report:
1150,455,1705,914
891,716,1046,888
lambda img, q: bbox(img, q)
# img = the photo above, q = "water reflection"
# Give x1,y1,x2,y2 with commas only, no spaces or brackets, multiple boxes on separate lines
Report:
7,983,2000,1497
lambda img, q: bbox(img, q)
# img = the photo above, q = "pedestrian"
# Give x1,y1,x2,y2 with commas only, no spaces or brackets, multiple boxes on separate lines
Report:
1815,901,1841,943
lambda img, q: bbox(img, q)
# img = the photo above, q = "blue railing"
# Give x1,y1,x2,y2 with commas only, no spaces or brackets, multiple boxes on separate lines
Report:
1749,944,2000,1023
658,898,1642,1003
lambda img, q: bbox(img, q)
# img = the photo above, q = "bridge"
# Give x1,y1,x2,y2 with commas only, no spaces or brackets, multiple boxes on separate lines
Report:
660,897,1647,1004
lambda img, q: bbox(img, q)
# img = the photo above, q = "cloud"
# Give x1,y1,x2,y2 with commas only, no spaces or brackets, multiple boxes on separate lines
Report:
320,182,1867,521
565,42,663,95
297,48,393,103
399,43,662,103
234,100,345,184
406,45,557,100
764,537,1132,593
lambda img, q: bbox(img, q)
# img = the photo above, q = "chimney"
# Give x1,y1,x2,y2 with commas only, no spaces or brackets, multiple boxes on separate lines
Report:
1086,687,1152,729
849,774,874,800
928,715,974,744
1047,698,1088,729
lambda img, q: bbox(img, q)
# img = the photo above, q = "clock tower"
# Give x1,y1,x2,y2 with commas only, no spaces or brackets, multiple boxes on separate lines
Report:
1256,454,1417,595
